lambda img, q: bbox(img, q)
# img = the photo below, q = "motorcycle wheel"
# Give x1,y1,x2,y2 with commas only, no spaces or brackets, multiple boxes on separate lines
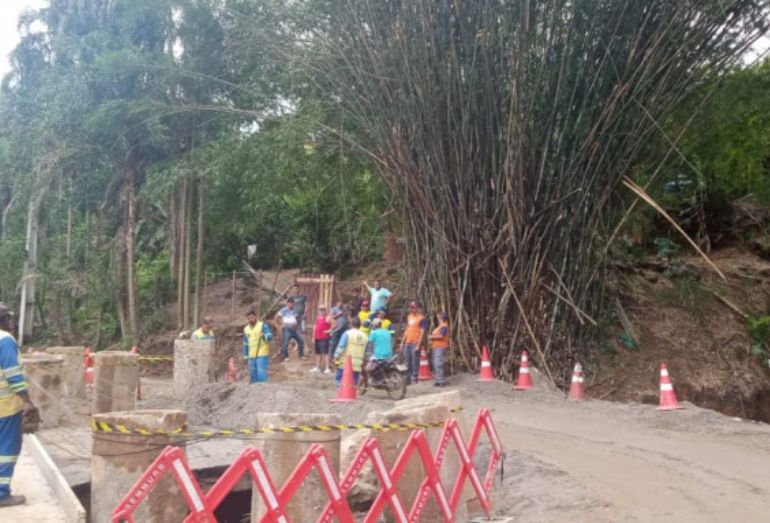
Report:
384,371,406,400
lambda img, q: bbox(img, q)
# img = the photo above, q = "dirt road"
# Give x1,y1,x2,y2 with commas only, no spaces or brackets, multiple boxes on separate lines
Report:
460,376,770,522
51,362,770,522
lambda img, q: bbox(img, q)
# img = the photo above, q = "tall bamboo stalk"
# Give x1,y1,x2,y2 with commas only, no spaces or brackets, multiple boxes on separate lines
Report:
295,0,769,383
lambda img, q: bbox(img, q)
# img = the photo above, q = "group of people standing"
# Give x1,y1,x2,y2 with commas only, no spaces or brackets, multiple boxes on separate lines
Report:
240,280,450,388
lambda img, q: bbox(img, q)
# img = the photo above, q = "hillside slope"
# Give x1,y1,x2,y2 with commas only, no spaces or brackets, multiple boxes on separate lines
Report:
593,247,770,421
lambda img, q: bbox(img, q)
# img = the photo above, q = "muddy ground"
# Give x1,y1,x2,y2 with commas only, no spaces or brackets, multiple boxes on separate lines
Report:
591,247,770,422
38,350,770,522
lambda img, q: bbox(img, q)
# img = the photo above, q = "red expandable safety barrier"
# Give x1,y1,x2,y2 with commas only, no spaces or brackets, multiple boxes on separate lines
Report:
111,446,215,522
113,409,504,523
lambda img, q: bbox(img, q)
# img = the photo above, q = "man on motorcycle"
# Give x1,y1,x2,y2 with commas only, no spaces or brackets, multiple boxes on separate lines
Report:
364,318,393,385
368,318,393,360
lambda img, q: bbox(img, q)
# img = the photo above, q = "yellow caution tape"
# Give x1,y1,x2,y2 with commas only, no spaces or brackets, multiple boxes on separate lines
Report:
138,356,174,363
92,408,463,438
109,356,173,366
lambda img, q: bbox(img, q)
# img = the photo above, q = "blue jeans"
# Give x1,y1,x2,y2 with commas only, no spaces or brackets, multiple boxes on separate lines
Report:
335,368,360,387
329,329,343,352
248,356,269,383
0,411,23,501
404,343,420,384
281,328,305,358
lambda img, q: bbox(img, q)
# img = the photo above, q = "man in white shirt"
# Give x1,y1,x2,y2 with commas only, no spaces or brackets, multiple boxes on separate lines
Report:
275,298,305,361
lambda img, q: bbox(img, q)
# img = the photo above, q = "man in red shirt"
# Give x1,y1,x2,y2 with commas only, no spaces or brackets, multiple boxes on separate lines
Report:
399,301,428,384
312,304,332,374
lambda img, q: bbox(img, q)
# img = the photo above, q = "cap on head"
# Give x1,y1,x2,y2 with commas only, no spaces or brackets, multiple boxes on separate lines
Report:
203,316,213,325
409,300,418,308
318,304,327,310
376,307,386,314
362,300,370,307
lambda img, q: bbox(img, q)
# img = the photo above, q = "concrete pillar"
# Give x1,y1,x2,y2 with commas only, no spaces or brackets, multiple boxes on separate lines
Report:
47,346,86,399
173,339,216,399
92,351,140,414
251,412,342,522
360,406,448,522
91,410,188,523
391,390,469,521
19,353,64,429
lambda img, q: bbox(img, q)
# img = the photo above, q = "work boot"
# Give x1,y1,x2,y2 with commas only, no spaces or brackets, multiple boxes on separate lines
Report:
0,495,26,507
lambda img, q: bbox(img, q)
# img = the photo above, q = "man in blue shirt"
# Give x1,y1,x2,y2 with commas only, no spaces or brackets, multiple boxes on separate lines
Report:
328,300,348,360
368,318,394,360
0,304,38,508
363,279,393,312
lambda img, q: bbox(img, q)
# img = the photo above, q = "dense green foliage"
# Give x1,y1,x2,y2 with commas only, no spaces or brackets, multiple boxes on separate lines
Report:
0,0,383,347
665,61,770,204
0,0,766,362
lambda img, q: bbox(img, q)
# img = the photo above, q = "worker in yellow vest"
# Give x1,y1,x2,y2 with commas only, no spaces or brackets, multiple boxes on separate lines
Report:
358,300,372,334
332,317,368,386
0,303,38,507
242,309,273,383
192,317,215,341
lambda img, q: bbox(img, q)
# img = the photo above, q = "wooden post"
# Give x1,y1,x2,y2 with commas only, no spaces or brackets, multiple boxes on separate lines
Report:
202,273,208,318
230,271,236,321
256,271,262,318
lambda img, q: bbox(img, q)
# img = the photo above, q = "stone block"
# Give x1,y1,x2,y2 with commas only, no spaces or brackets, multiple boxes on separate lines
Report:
251,412,341,522
47,346,85,399
91,410,188,523
173,339,216,399
20,354,64,429
92,351,139,414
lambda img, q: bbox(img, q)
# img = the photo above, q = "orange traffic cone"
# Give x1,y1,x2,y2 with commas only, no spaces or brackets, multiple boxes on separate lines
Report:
418,347,432,381
513,350,532,391
331,355,357,403
478,345,494,382
657,362,683,410
130,346,142,401
567,362,585,401
84,347,94,386
226,357,237,382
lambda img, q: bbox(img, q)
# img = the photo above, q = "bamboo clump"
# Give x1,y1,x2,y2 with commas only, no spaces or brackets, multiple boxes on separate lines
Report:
296,0,769,382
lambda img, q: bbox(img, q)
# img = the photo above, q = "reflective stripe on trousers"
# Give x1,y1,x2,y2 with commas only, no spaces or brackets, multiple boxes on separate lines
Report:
0,411,23,500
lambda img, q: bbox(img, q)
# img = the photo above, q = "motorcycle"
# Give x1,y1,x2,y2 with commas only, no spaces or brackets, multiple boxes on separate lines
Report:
359,355,408,400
